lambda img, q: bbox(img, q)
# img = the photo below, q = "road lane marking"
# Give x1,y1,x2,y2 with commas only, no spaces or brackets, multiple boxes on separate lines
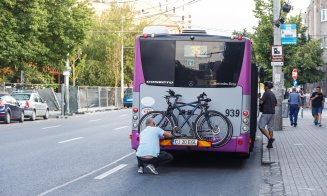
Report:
37,152,135,196
88,119,102,122
114,126,129,130
119,114,128,117
94,164,127,180
58,137,84,144
41,125,62,130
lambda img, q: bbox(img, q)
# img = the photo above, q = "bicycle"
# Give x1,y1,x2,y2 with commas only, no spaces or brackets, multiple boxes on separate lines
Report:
138,89,233,147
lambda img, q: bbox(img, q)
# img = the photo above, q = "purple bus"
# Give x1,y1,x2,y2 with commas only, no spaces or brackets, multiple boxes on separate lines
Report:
130,27,258,158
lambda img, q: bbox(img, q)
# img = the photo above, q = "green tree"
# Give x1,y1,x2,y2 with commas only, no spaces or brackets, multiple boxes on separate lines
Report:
252,0,324,87
0,0,93,83
76,3,146,87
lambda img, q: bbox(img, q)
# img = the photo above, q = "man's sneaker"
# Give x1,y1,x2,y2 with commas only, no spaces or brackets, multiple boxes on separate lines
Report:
146,164,159,175
318,123,322,127
137,166,144,174
267,138,275,148
269,138,275,144
314,121,318,126
294,123,297,127
291,123,294,126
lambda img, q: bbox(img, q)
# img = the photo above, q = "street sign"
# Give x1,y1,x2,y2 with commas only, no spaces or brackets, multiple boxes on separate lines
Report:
271,45,284,62
292,69,298,80
281,24,297,45
293,80,298,87
271,62,284,66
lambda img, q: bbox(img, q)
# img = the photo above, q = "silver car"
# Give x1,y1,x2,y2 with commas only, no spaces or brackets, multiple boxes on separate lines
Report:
11,92,49,120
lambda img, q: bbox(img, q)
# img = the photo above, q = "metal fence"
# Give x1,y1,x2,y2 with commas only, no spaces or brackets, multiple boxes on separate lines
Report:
0,83,129,114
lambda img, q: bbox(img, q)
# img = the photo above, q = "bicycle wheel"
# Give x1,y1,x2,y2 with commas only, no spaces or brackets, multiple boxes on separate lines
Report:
194,110,233,147
138,111,176,133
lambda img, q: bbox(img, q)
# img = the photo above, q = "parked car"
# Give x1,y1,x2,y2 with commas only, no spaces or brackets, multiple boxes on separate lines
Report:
123,88,133,108
0,94,24,124
11,92,49,120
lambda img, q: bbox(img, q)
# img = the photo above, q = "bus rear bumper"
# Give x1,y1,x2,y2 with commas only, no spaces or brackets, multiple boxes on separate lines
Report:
131,130,250,153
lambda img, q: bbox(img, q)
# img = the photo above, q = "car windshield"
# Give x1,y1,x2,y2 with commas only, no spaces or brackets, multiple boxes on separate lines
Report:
12,94,31,100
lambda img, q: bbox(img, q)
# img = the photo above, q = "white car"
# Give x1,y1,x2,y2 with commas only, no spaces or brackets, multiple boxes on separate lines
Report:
11,92,49,120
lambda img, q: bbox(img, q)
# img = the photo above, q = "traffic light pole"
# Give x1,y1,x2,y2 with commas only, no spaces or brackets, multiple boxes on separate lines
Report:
273,0,283,131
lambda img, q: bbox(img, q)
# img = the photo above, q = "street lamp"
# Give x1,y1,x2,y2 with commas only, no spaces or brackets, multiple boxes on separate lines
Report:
120,16,125,106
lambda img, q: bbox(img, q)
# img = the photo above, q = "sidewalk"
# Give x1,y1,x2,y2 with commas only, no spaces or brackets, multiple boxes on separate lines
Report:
261,108,327,196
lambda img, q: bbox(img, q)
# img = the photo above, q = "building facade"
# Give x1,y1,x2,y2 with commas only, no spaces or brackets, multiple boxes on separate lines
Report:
304,0,327,94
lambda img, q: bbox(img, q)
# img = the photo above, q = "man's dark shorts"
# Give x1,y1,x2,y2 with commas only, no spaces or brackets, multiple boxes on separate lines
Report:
312,107,323,116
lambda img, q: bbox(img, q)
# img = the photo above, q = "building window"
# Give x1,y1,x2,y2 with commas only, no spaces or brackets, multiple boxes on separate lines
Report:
321,9,327,22
321,36,327,48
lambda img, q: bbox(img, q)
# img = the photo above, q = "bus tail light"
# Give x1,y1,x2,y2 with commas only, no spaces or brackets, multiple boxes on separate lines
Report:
237,139,243,145
160,139,172,146
243,118,249,124
133,108,139,113
249,138,253,144
243,111,249,116
198,140,211,147
137,137,140,142
129,134,132,140
143,34,148,38
237,35,243,40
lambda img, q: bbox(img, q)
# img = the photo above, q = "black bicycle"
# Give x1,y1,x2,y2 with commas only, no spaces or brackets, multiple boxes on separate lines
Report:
138,89,233,147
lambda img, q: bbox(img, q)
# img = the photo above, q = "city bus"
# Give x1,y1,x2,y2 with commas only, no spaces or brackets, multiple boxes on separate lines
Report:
130,26,258,157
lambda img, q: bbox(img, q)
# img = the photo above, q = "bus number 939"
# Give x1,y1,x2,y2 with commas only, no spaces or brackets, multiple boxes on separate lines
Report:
225,109,240,117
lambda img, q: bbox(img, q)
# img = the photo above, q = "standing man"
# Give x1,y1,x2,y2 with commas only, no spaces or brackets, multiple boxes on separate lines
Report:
136,118,173,175
310,86,324,127
258,81,277,148
288,87,301,127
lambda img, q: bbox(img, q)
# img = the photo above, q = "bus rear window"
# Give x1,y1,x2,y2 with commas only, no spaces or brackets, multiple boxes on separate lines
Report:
140,39,245,88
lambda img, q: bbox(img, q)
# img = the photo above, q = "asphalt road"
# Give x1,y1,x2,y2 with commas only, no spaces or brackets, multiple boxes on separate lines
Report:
0,109,262,196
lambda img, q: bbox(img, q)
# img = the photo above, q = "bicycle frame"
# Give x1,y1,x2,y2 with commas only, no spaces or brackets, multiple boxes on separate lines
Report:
162,96,209,131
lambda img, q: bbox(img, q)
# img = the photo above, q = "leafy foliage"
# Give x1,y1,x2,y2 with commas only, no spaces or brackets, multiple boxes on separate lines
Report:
76,3,147,87
0,0,93,83
252,0,325,87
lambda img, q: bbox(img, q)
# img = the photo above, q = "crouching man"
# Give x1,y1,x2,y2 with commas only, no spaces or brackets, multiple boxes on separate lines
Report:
136,118,173,175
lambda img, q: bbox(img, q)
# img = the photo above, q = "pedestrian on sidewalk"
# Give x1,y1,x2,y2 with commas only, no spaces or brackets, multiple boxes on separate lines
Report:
258,81,277,148
136,118,173,175
310,86,325,127
288,87,301,127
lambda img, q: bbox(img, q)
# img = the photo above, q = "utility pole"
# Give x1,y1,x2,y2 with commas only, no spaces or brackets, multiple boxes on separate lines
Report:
64,52,70,115
120,16,125,104
273,0,283,131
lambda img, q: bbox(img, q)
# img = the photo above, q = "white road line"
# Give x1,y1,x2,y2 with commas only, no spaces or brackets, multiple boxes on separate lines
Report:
88,119,102,122
41,125,62,130
37,152,135,196
58,137,84,144
114,126,129,130
94,164,127,180
119,114,128,117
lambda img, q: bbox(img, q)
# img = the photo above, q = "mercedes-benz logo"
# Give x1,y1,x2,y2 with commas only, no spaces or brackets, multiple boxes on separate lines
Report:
188,81,194,87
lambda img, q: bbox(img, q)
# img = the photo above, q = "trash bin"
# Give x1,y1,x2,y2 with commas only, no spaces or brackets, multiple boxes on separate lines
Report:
282,99,289,118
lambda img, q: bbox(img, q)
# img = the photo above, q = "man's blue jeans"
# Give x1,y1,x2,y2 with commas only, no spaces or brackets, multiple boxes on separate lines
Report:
289,104,299,125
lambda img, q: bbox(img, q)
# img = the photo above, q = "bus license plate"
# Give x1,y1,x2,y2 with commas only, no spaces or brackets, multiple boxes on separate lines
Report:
172,139,198,146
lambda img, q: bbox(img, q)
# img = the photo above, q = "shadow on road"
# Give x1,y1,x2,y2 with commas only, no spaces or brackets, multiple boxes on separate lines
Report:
165,151,247,169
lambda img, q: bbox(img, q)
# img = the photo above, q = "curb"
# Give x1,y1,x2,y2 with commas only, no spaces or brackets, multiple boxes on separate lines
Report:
261,135,278,165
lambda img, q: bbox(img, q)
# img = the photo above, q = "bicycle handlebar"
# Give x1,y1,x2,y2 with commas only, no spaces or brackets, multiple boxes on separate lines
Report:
197,92,207,101
167,89,182,98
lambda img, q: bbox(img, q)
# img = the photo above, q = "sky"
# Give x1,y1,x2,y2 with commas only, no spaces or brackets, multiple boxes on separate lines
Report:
186,0,310,35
